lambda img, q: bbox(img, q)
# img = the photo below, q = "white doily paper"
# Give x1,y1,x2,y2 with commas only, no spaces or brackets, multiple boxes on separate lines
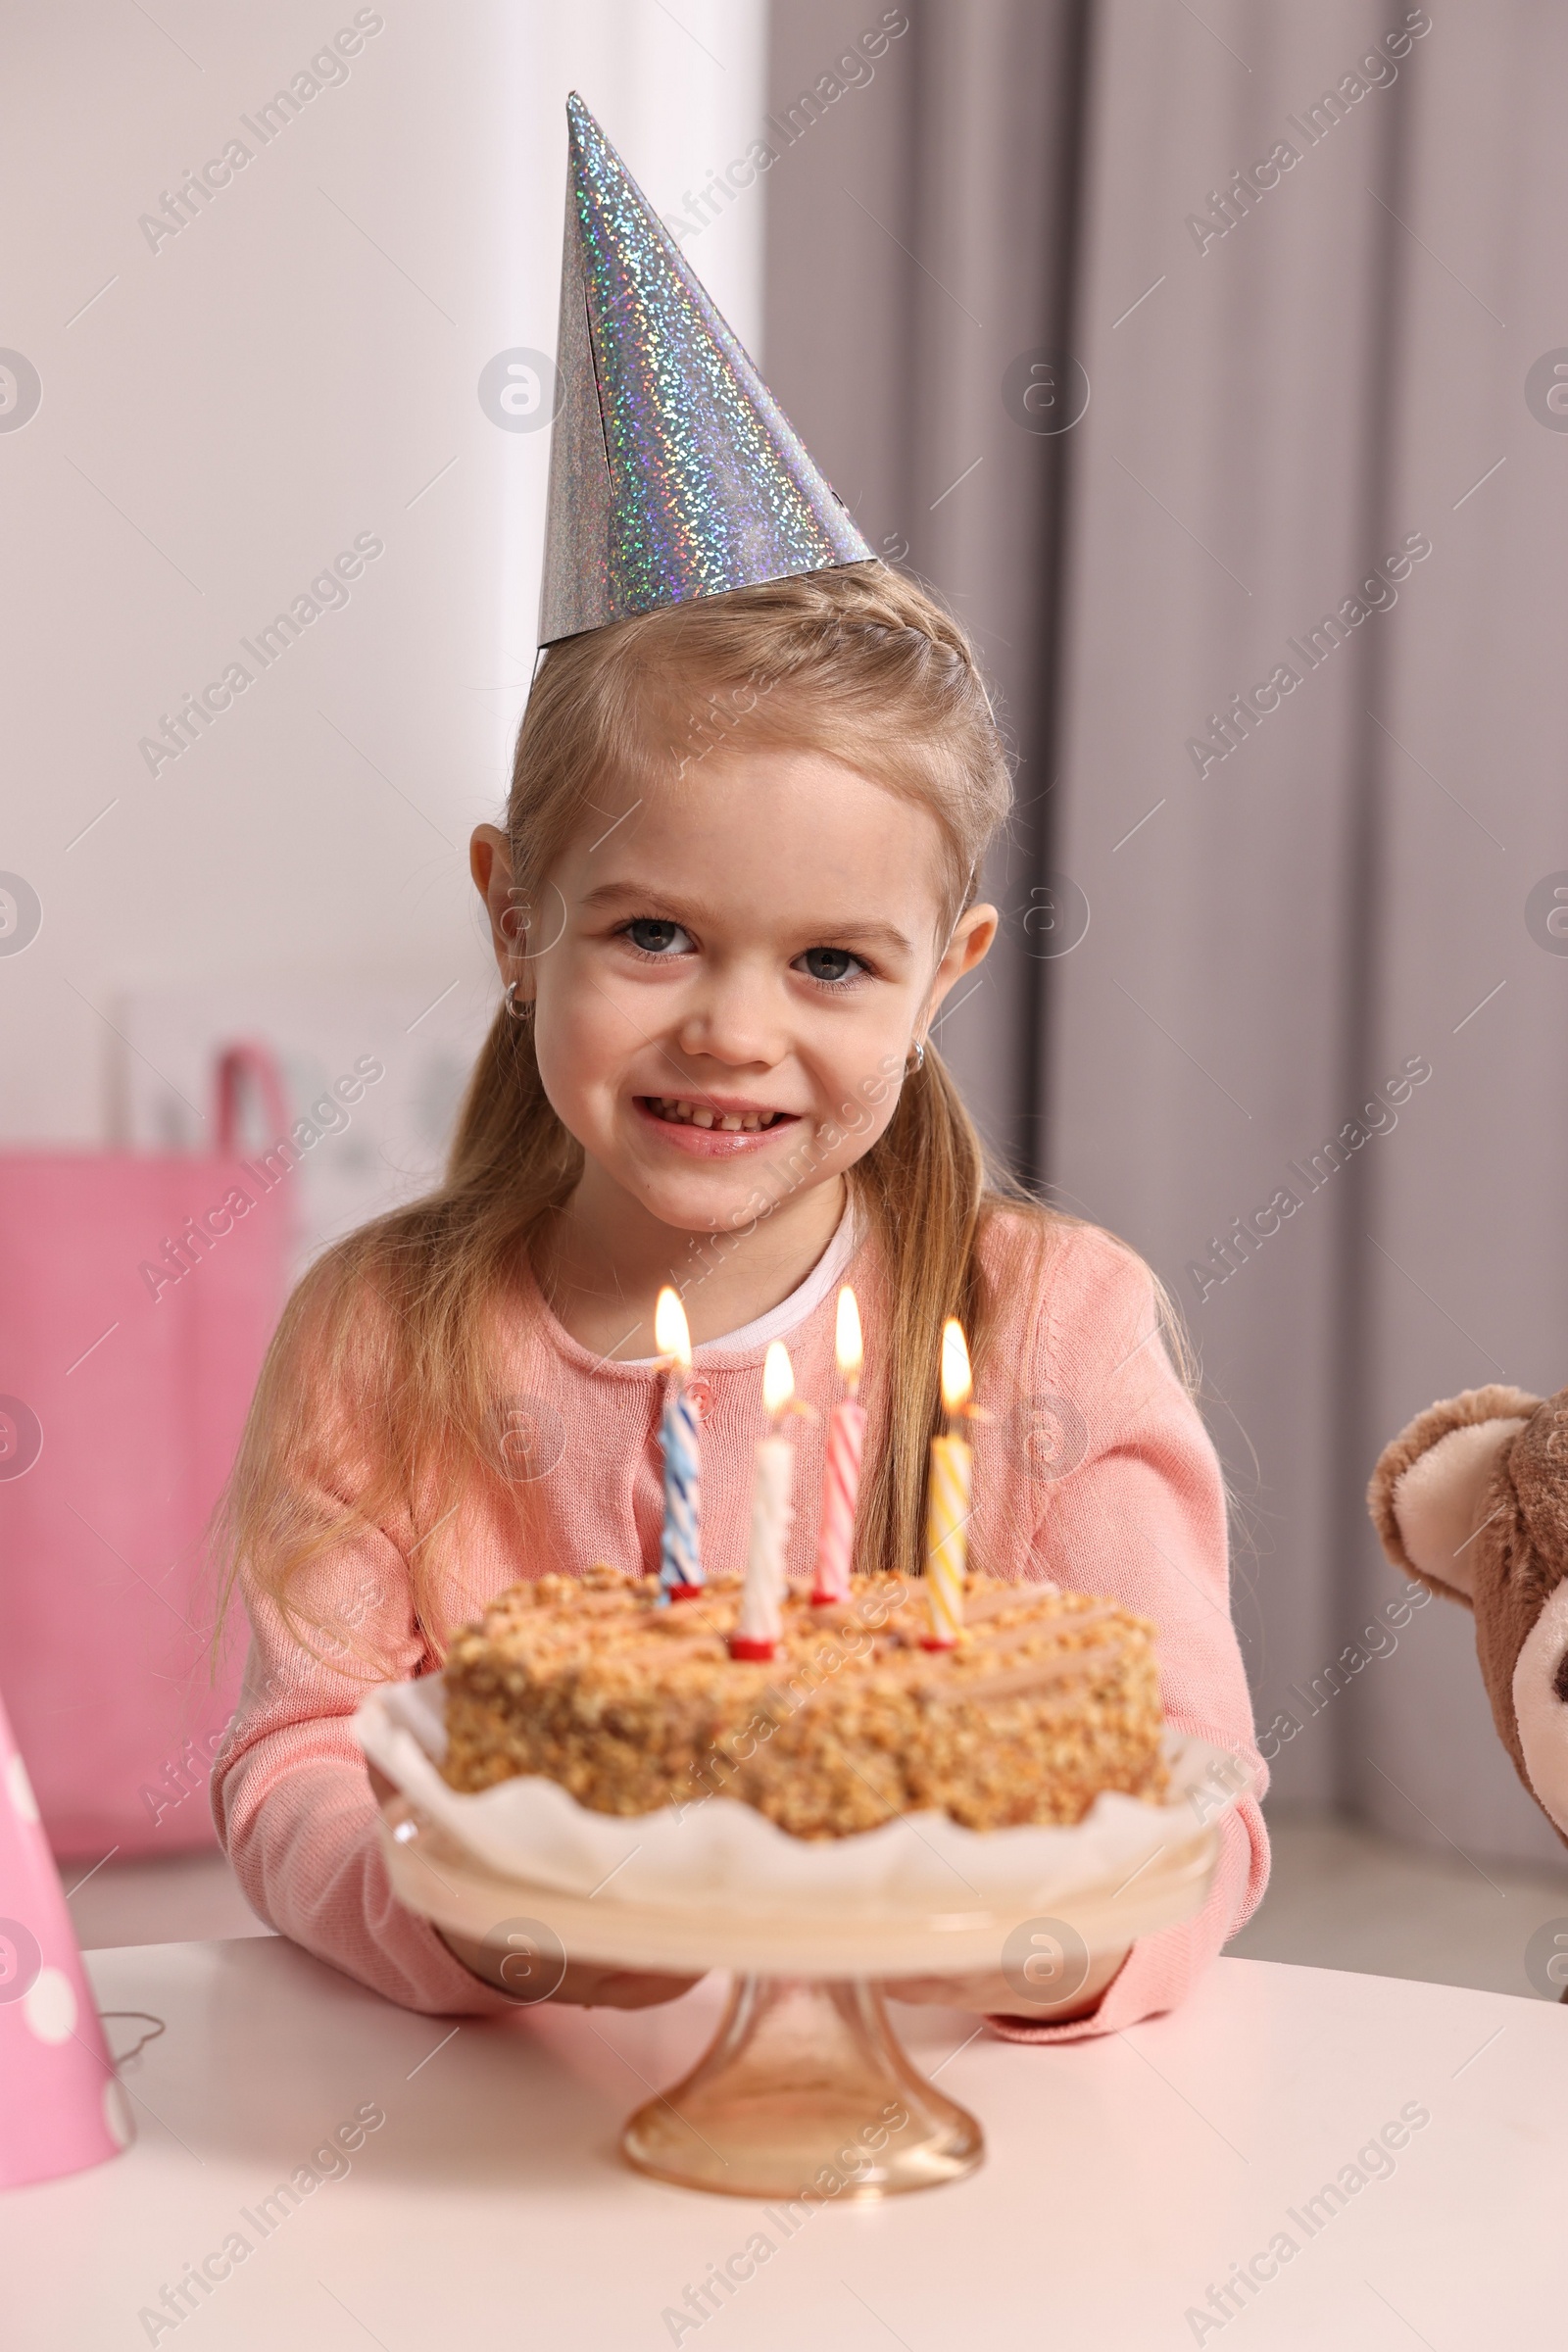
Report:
356,1676,1253,1919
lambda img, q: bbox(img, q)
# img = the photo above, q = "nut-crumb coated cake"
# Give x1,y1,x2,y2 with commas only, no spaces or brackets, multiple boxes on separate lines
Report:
439,1567,1167,1837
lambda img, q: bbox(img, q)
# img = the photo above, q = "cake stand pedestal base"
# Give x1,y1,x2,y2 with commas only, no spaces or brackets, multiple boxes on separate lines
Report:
375,1779,1224,2200
620,1974,982,2199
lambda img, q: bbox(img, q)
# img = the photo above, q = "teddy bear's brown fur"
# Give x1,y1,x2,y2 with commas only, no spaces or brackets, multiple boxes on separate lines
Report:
1369,1382,1568,1846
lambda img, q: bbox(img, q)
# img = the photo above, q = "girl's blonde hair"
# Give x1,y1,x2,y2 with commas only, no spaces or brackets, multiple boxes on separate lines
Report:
217,562,1067,1664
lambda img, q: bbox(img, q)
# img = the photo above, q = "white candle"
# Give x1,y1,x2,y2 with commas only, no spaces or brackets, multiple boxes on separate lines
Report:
731,1342,798,1661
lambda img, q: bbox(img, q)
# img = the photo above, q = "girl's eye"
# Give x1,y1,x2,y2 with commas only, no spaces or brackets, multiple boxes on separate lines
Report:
623,918,693,957
796,945,866,986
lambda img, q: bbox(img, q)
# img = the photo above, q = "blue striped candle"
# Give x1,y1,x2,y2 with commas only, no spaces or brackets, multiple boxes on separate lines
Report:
655,1288,703,1599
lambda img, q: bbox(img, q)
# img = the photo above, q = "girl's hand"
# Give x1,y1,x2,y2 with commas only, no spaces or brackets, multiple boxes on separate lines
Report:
365,1761,700,2009
435,1924,701,2011
883,1943,1130,2027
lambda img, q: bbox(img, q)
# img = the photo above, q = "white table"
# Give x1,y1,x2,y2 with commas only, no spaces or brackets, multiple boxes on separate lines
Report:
3,1937,1563,2348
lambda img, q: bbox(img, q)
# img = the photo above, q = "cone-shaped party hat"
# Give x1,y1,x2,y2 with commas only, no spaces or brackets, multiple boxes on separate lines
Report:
0,1686,132,2189
539,93,874,646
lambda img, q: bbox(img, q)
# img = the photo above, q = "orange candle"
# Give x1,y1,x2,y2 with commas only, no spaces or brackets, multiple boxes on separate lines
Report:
922,1319,973,1650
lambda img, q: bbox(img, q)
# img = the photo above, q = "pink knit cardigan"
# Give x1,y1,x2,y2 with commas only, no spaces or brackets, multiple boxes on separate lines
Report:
213,1216,1268,2036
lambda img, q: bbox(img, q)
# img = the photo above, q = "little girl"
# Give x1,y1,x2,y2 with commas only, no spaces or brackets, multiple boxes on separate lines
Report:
212,96,1266,2036
213,560,1267,2032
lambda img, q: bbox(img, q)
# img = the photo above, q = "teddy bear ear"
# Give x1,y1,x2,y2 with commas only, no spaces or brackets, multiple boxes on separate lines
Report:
1368,1387,1541,1605
1513,1584,1568,1840
1390,1420,1531,1602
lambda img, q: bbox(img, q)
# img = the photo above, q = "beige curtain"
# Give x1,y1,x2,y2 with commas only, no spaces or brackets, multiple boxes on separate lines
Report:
769,0,1568,1867
764,0,1090,1168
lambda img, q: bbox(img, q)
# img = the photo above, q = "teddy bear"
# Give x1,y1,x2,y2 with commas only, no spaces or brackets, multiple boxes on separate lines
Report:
1368,1382,1568,1849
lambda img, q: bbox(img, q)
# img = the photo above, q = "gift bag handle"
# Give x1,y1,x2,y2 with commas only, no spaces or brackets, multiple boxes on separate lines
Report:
214,1042,292,1158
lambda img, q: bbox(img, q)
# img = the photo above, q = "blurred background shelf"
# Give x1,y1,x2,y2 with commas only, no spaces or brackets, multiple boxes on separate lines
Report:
1227,1810,1568,2001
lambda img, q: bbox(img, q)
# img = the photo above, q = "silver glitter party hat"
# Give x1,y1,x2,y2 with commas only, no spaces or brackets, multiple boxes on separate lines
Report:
538,93,874,646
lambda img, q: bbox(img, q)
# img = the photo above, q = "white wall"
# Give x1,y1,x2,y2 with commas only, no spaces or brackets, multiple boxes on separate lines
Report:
0,0,766,1180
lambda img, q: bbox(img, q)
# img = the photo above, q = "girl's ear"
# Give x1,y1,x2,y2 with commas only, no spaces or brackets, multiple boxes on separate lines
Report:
925,902,999,1025
470,824,528,992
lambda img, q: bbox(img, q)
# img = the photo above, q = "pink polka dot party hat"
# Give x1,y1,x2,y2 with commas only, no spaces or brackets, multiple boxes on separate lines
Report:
0,1684,131,2189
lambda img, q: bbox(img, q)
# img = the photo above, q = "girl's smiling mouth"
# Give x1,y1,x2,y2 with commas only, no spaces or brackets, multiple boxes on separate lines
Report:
635,1094,801,1155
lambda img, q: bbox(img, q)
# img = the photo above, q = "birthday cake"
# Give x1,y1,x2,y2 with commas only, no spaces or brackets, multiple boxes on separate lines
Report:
439,1568,1167,1837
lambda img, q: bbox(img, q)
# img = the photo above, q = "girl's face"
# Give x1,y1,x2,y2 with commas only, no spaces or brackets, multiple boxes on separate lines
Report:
473,744,996,1239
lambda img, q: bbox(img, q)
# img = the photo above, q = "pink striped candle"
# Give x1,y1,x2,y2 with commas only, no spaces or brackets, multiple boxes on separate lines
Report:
811,1287,864,1606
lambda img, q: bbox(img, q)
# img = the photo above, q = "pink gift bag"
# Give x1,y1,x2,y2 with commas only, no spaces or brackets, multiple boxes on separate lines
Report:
0,1046,293,1860
0,1686,130,2188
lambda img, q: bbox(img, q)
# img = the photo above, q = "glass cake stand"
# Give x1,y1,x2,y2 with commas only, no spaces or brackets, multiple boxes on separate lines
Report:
376,1788,1219,2200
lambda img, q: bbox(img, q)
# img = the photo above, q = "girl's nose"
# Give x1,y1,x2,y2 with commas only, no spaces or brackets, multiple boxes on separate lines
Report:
672,963,786,1069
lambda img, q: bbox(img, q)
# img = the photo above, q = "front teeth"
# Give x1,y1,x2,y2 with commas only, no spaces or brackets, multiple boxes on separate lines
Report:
651,1096,776,1134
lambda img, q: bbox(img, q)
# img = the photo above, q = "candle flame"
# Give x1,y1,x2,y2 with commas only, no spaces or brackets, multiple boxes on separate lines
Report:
835,1286,863,1384
655,1286,692,1369
762,1340,795,1419
939,1318,972,1415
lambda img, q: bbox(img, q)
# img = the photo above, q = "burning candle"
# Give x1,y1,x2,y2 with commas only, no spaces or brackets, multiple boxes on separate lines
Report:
922,1318,974,1650
656,1287,703,1602
811,1287,865,1606
731,1342,800,1660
